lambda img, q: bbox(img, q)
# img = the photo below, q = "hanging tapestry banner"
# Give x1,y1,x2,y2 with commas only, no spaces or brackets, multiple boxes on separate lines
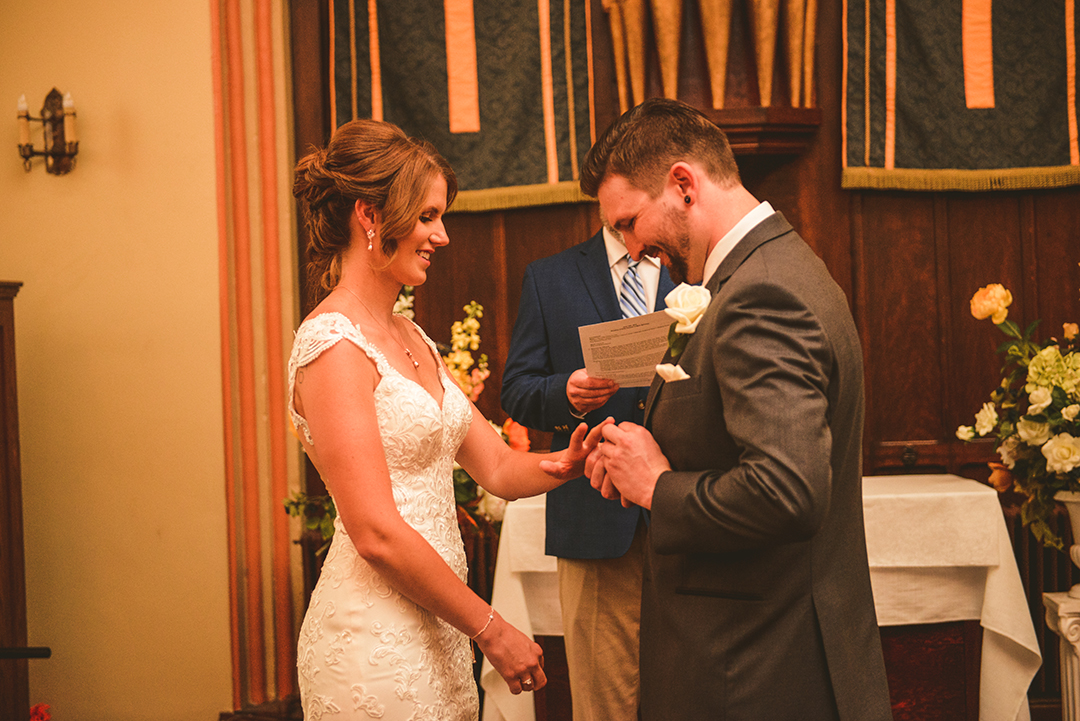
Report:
842,0,1080,191
331,0,596,210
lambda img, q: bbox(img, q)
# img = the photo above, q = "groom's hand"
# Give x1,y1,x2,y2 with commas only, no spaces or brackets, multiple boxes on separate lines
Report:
592,422,671,510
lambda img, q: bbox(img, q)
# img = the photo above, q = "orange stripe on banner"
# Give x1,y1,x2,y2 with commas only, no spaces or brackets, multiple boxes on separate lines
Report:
564,0,579,178
225,0,266,703
1067,0,1078,164
445,0,481,133
370,0,383,120
585,0,596,146
255,0,295,698
538,0,559,182
863,0,871,167
884,0,896,169
841,0,849,168
962,0,995,108
328,0,337,133
209,0,242,708
349,0,358,119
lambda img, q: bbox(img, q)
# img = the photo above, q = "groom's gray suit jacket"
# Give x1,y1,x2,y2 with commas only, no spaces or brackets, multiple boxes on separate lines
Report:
639,212,892,721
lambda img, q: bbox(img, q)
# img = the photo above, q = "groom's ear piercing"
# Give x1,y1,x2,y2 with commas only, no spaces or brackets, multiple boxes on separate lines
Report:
684,196,691,204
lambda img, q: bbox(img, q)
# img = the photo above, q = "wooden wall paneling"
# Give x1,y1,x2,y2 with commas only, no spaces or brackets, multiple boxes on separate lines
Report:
290,0,331,319
500,203,599,319
933,194,958,459
858,193,941,442
1032,191,1080,331
945,195,1026,442
417,211,506,422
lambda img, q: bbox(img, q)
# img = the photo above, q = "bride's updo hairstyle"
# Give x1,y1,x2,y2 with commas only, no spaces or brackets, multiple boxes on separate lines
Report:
293,119,458,301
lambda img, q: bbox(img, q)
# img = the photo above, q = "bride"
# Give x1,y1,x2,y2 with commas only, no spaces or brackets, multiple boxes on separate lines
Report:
288,119,602,720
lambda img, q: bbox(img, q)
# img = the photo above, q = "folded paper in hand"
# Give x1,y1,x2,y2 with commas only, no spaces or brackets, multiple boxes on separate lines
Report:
578,311,671,387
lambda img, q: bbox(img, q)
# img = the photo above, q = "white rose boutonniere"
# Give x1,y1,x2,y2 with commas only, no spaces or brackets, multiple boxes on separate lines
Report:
663,283,711,359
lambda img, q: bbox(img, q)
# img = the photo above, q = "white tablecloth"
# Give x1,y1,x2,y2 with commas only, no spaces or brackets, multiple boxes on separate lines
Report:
481,474,1042,721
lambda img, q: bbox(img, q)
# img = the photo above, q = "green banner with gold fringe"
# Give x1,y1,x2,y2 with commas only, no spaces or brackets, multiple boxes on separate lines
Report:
331,0,595,210
842,0,1080,191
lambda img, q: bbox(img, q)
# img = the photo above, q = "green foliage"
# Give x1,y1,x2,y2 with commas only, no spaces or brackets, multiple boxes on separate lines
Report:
283,491,337,555
667,322,690,359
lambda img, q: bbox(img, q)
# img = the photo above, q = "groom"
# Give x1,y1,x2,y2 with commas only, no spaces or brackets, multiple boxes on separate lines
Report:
580,98,892,721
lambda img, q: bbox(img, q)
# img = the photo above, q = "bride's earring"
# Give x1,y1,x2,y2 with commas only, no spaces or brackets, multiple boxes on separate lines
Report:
366,228,375,252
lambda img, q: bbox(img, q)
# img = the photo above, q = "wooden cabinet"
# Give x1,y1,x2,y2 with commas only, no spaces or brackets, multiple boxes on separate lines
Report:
0,281,27,721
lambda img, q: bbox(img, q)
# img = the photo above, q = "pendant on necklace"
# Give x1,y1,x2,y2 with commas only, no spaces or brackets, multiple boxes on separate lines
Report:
404,348,420,369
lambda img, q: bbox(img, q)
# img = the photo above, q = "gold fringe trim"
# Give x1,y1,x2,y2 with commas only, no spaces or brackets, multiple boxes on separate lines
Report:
449,180,595,213
842,165,1080,192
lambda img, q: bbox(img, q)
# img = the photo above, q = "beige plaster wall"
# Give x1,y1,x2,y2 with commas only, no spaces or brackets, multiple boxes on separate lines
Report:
0,1,233,718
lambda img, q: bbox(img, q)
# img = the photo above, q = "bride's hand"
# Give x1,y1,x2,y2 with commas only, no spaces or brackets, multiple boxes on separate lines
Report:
475,612,547,694
538,419,611,480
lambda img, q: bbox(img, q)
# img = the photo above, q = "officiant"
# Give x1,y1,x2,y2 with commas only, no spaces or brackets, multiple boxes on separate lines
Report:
501,225,673,721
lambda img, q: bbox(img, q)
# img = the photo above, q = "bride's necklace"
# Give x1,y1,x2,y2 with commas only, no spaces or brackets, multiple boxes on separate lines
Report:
336,285,421,369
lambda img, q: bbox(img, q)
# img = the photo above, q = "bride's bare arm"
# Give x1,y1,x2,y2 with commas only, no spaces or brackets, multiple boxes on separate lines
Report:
295,341,545,693
454,404,610,501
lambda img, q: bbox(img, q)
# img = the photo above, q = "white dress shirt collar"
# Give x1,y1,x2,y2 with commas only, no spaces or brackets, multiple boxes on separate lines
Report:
701,201,774,286
602,226,660,272
603,226,662,312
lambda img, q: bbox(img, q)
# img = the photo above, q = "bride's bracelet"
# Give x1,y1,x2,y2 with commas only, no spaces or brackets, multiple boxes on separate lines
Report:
470,606,495,640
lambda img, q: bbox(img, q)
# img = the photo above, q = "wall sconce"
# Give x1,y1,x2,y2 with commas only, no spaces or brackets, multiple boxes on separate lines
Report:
17,88,78,175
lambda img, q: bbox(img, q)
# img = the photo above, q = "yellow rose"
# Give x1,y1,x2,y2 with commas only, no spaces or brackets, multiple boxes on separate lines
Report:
970,284,1013,324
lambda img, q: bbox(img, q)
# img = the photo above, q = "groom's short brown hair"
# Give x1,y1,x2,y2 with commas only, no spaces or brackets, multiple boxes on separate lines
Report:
580,98,740,198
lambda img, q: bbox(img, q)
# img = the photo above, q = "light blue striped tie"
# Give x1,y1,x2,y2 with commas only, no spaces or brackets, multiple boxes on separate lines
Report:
619,256,647,318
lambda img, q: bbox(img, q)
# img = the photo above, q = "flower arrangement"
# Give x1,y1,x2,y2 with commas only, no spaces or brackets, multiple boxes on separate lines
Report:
957,279,1080,549
443,300,490,402
285,292,519,549
30,704,51,721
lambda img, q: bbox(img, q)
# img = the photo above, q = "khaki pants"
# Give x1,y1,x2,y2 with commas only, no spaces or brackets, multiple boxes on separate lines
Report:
557,521,645,721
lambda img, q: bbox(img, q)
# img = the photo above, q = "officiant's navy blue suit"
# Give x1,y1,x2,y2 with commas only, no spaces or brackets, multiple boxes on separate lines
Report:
501,229,675,558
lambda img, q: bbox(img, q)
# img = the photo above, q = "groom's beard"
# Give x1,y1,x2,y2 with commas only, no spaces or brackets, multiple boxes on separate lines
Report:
648,206,693,285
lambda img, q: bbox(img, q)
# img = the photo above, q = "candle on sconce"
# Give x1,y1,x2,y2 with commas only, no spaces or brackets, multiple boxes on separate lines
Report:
62,92,76,144
17,94,30,146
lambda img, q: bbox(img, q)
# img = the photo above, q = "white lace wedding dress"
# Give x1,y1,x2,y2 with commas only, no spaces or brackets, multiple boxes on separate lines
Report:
288,312,479,720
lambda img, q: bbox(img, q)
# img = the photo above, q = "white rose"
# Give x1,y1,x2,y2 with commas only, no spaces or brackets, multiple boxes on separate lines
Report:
955,426,975,441
475,487,507,523
1042,433,1080,474
974,402,998,436
663,283,712,334
1017,417,1053,447
1028,386,1053,415
1064,404,1080,421
997,435,1022,469
655,363,691,383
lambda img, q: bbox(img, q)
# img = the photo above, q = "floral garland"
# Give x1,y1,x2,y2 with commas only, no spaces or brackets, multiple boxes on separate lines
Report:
958,276,1080,549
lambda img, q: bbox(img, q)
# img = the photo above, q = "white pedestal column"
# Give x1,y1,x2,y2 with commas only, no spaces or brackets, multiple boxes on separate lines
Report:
1044,592,1080,720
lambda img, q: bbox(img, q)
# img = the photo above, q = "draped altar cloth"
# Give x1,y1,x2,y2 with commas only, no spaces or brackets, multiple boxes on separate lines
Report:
481,474,1041,721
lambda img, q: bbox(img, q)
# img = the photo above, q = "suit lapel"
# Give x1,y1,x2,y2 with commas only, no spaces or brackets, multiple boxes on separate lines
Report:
643,353,669,427
654,265,676,311
707,211,794,293
576,230,620,321
644,212,795,427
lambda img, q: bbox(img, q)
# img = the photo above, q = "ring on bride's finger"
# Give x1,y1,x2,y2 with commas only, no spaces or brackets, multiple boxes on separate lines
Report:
521,678,533,688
